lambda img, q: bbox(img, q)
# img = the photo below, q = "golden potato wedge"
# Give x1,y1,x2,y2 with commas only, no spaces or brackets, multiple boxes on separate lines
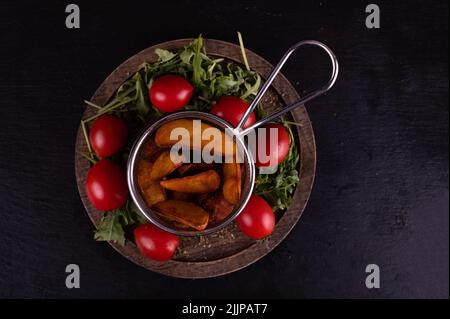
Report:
154,119,236,157
153,200,209,230
222,162,242,204
140,138,162,162
150,151,184,180
136,160,166,206
204,193,235,223
137,160,154,189
160,170,220,193
141,182,166,206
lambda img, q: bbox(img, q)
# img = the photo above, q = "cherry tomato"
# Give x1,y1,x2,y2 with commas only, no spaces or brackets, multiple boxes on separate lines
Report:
85,159,128,211
255,123,290,167
211,96,256,128
236,195,275,240
134,224,180,261
149,75,194,112
89,115,128,158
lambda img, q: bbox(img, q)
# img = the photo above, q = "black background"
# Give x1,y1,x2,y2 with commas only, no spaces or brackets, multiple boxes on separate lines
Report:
0,0,448,298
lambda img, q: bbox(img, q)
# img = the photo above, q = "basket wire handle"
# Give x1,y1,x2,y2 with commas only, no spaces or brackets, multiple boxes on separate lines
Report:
235,40,339,137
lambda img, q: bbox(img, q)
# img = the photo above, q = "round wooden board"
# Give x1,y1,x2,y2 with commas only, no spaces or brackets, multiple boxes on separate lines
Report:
75,39,316,278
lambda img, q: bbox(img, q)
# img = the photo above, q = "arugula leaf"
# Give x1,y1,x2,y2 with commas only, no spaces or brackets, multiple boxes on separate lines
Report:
94,201,146,245
214,75,245,95
241,72,261,100
133,72,150,117
192,35,206,87
94,210,128,246
154,48,176,62
180,49,195,64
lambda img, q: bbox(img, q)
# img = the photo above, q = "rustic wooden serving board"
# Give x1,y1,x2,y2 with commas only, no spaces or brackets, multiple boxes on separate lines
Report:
74,39,316,278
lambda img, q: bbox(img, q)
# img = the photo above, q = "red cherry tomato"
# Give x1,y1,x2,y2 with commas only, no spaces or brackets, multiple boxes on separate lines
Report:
134,224,180,261
211,96,256,128
149,75,194,112
236,195,275,240
85,159,128,211
255,123,290,167
89,115,128,158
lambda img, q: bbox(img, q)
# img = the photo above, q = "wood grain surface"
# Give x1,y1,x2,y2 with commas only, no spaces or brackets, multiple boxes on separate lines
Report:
75,39,316,278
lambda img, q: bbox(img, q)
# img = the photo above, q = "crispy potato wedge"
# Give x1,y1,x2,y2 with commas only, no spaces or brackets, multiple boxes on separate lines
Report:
141,182,166,206
160,170,220,193
140,138,162,162
154,119,236,157
137,160,166,206
204,193,235,223
153,200,209,231
150,151,184,180
137,160,154,189
222,162,242,204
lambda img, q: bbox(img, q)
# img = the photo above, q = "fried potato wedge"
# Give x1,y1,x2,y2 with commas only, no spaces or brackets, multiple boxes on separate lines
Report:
204,193,235,223
160,170,220,193
153,200,209,230
137,160,166,206
141,182,167,206
150,151,184,180
140,138,162,162
154,119,236,157
222,162,242,204
137,160,154,189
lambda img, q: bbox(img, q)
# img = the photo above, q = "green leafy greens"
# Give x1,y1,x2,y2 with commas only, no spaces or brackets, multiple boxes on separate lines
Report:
87,33,300,244
85,35,262,119
254,122,300,211
93,202,146,245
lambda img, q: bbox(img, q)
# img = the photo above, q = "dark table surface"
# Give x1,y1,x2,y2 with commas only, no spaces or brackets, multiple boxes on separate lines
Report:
0,0,448,298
